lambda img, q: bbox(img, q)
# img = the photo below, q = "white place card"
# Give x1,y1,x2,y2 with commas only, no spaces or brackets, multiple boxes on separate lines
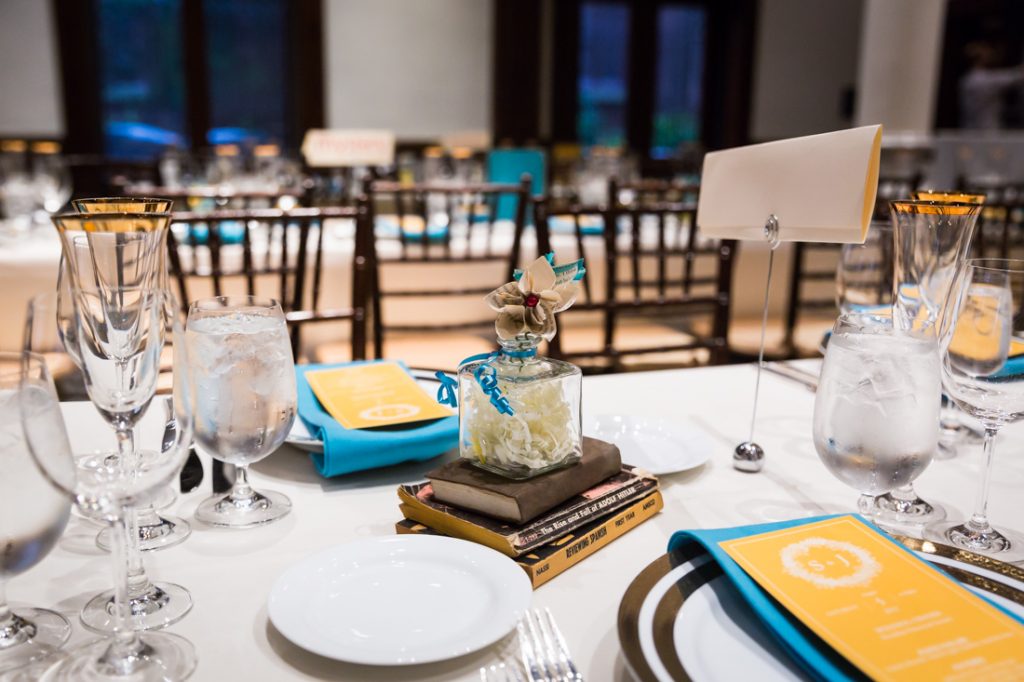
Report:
301,129,395,167
697,125,883,244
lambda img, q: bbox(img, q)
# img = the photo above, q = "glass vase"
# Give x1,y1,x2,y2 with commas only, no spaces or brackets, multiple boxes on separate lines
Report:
457,335,582,479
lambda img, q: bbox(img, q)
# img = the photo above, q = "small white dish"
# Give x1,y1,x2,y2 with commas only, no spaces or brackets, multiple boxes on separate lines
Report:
586,414,713,475
267,535,532,666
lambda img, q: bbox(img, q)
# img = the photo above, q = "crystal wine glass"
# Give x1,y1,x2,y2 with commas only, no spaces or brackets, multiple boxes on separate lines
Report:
867,199,982,527
924,258,1024,561
0,353,72,673
186,295,297,528
813,312,941,514
26,287,194,634
22,289,198,681
911,191,988,452
70,198,188,551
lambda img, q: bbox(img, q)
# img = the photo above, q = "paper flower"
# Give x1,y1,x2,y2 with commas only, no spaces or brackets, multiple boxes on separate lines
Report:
486,255,584,341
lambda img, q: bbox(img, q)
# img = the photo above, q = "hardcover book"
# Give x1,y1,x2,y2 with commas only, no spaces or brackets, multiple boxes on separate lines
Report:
426,437,622,524
397,465,658,557
397,490,664,588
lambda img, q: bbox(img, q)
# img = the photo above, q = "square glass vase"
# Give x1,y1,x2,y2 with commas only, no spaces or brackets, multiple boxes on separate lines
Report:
457,351,582,480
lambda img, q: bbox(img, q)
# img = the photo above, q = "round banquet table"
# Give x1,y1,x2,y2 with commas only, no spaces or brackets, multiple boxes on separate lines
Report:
15,360,1024,681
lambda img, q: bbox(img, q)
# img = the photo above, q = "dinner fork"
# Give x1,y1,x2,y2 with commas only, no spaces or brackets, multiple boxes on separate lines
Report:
517,608,584,682
480,662,526,681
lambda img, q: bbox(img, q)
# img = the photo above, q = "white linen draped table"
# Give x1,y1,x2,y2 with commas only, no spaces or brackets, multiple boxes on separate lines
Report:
14,360,1024,680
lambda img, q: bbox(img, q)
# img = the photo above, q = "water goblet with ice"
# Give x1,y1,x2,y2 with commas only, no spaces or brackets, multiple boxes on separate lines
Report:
813,312,941,515
186,296,297,528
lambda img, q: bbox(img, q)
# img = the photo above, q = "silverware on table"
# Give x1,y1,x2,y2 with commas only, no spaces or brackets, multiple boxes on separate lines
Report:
517,607,584,682
480,662,526,682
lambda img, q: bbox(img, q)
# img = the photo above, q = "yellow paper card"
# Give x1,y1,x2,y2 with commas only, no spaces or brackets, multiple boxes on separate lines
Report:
305,362,452,429
721,516,1024,681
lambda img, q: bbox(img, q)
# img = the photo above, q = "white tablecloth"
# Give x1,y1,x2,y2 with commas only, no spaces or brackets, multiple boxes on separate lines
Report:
13,361,1024,680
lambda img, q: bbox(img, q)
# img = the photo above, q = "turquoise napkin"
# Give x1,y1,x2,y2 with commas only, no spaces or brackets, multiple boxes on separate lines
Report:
668,514,1024,682
295,361,458,477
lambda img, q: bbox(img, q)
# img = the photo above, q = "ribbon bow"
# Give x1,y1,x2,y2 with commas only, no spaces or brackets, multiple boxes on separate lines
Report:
434,349,536,416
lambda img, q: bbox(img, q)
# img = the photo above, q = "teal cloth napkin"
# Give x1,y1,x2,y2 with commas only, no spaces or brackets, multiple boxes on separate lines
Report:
668,514,1024,682
295,361,458,477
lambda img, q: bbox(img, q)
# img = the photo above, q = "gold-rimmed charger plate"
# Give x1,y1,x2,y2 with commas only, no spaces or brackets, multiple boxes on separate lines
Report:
617,536,1024,682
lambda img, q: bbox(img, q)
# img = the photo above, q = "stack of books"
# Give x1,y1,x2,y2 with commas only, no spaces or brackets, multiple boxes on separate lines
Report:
395,438,663,588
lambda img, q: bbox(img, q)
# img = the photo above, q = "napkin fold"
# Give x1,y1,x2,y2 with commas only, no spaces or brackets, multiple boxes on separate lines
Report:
667,514,1024,682
296,361,458,477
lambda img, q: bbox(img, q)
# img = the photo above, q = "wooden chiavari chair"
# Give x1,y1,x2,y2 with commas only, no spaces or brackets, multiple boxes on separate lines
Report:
365,177,532,369
166,205,369,362
959,182,1024,259
536,179,735,373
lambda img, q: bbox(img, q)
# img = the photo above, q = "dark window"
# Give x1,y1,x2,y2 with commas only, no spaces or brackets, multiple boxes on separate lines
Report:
97,0,188,159
68,0,320,159
203,0,288,146
577,3,631,146
651,5,706,158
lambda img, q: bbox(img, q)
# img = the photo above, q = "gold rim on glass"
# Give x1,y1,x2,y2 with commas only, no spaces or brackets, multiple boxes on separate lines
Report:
890,200,983,216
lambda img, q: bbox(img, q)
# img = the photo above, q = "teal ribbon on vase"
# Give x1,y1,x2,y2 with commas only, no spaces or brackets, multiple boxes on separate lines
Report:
435,347,536,416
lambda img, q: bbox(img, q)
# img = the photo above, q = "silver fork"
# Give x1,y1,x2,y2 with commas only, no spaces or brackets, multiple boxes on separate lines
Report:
517,608,584,682
480,662,526,682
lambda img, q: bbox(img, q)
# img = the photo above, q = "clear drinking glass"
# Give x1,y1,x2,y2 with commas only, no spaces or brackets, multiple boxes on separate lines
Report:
186,296,297,527
867,199,982,527
0,354,72,673
813,313,941,513
924,258,1024,561
22,295,198,681
70,199,190,552
53,215,195,632
910,191,988,454
836,221,893,315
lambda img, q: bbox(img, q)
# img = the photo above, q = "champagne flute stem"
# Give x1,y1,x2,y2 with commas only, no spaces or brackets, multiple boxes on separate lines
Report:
967,428,999,534
125,509,151,599
102,511,145,671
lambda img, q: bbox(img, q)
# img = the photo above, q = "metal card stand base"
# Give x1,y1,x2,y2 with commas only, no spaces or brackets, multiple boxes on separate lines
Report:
733,215,780,473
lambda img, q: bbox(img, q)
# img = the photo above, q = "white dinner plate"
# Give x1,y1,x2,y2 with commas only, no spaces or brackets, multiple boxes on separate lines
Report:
267,535,532,666
287,369,444,453
618,537,1024,681
586,414,713,475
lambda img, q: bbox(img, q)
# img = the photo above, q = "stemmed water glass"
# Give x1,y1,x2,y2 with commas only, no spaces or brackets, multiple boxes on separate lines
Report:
186,295,297,528
813,312,941,514
924,258,1024,562
0,353,72,673
22,279,198,681
867,200,982,527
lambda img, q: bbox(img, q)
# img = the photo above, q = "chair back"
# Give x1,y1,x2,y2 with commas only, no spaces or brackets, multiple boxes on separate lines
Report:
960,182,1024,259
536,178,735,371
366,177,532,359
166,204,369,360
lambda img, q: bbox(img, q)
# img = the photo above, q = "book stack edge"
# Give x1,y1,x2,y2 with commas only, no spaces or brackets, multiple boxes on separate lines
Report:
395,439,662,588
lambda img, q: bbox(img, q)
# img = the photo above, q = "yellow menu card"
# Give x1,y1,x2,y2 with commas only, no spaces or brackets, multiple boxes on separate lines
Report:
721,516,1024,681
305,362,452,429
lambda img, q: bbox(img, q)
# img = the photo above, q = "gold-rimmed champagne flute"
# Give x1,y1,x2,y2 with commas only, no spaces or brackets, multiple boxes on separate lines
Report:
867,199,981,528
